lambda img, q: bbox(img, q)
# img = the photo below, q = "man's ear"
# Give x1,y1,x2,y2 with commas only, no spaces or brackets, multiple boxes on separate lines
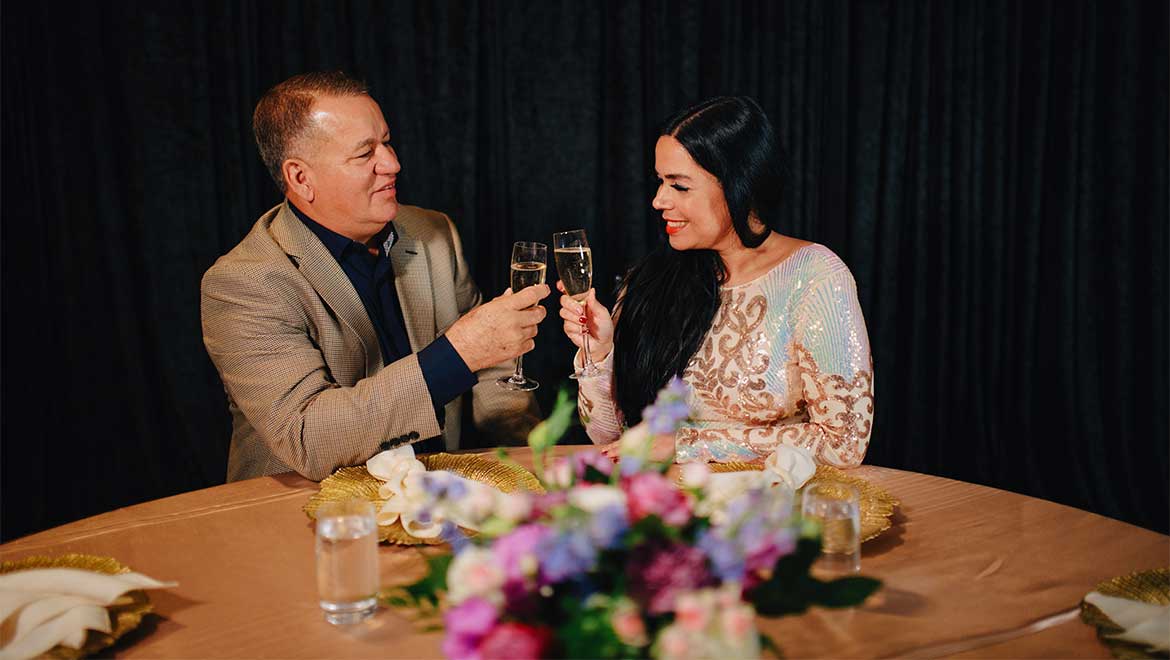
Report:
283,159,314,202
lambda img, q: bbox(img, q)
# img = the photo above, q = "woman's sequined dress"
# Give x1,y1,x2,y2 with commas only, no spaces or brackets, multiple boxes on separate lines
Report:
578,244,874,467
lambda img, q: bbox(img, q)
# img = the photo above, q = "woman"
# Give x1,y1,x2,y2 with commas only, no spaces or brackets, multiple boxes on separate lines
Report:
558,96,873,467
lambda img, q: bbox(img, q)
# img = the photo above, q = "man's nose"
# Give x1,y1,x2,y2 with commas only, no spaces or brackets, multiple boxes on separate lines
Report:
375,146,401,175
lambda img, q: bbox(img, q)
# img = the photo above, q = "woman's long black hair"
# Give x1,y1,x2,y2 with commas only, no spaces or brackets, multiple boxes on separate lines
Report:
613,96,788,426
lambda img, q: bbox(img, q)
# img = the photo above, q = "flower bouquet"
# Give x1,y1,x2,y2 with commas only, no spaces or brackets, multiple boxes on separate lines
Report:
389,380,880,659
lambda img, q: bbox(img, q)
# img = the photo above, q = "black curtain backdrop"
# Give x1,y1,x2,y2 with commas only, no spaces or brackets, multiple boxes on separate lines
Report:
2,0,1166,540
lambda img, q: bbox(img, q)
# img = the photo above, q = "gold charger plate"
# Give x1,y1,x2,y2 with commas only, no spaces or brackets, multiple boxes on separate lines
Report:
304,452,544,546
0,553,154,659
709,463,899,542
1080,568,1170,659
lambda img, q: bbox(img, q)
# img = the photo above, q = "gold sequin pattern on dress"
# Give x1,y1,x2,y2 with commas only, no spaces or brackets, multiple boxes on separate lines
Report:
674,244,874,467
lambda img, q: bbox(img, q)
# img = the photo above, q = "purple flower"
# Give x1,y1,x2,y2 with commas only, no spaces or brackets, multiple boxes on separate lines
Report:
493,523,551,584
538,529,597,583
442,521,472,555
587,504,629,549
442,597,499,660
619,456,645,477
697,528,745,582
624,472,693,527
570,450,614,482
626,543,714,614
641,377,691,435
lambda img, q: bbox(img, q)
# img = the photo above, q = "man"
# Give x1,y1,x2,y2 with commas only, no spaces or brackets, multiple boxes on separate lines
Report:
202,71,547,481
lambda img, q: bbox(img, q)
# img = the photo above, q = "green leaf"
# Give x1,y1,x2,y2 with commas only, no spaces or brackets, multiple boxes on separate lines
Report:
759,632,784,659
750,538,882,616
812,576,882,608
528,386,577,452
389,553,453,609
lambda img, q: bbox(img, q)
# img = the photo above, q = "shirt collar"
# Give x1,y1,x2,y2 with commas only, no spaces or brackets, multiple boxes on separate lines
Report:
288,201,397,259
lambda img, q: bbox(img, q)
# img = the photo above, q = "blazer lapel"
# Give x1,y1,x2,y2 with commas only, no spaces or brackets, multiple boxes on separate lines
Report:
270,203,382,375
389,229,434,352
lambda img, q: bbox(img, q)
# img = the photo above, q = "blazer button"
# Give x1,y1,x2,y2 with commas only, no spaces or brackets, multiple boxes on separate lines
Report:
379,440,393,451
408,431,420,440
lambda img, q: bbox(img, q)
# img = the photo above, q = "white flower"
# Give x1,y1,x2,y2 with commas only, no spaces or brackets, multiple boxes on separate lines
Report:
546,457,574,489
679,462,711,489
446,547,505,605
495,492,533,523
618,422,652,457
567,485,626,513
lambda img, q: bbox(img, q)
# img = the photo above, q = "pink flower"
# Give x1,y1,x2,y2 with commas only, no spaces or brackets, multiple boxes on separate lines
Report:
610,600,648,647
477,622,553,660
571,449,615,481
673,591,713,632
655,625,692,659
626,543,714,614
720,604,756,642
624,472,692,527
442,598,498,660
492,523,551,585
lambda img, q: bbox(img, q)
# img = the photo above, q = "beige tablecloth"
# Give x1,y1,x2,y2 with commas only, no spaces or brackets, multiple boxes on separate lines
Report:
1,447,1166,658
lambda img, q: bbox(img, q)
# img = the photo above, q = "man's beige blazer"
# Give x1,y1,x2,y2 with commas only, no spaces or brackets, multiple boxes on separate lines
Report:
201,202,539,481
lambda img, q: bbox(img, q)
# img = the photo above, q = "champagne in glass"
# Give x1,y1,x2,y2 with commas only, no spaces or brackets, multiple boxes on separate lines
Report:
497,241,547,392
511,261,548,292
552,229,601,378
554,246,592,302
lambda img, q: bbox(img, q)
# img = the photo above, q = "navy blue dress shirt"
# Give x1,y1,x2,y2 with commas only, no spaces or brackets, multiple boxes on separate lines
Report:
290,203,476,435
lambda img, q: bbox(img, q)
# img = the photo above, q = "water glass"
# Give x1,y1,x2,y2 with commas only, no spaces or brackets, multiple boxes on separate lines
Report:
315,498,379,624
801,481,861,576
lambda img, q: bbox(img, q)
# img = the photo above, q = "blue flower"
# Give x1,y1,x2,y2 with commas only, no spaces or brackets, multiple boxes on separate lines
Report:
442,521,471,554
642,377,692,435
697,527,745,582
619,456,645,477
587,504,629,550
538,529,597,583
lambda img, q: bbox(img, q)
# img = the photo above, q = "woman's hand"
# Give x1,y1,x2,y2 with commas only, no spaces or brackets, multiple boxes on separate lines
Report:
556,282,615,363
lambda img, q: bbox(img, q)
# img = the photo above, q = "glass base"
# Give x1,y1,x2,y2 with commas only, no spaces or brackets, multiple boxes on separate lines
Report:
569,363,603,380
497,375,539,391
320,597,376,625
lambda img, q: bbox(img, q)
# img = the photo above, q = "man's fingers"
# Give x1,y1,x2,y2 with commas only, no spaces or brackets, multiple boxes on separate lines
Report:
508,283,551,308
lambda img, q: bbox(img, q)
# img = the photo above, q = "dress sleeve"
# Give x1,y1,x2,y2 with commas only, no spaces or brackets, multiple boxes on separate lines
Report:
676,268,874,467
575,350,625,445
772,268,874,466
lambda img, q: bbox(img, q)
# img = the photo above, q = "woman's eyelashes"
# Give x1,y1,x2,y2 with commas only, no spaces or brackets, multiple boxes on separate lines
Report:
654,176,690,193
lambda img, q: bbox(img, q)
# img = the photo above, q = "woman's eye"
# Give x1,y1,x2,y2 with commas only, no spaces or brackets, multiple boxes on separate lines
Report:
671,184,689,192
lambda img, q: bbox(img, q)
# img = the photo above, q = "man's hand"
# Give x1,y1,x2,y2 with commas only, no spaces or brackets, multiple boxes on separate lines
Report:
446,284,551,373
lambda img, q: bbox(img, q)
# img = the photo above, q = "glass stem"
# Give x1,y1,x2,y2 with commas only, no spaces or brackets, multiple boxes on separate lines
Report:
512,355,525,381
581,318,592,368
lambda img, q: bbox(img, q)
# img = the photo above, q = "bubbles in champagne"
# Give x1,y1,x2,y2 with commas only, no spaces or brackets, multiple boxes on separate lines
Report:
554,247,593,300
511,261,547,292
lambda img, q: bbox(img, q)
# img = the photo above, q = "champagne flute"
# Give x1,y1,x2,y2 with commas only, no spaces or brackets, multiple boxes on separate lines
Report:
497,241,547,392
552,229,600,378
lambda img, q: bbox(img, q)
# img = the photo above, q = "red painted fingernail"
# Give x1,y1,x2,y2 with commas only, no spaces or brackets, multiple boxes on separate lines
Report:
579,316,587,324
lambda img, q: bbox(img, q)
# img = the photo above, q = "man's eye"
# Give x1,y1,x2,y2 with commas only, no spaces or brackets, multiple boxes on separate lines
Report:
357,151,372,159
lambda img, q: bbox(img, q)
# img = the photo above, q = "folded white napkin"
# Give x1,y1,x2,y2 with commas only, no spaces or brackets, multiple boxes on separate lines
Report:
1084,590,1170,651
0,567,176,660
365,446,504,538
686,445,816,524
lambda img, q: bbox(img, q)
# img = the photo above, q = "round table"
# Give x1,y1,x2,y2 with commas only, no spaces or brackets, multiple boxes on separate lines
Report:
1,447,1165,658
